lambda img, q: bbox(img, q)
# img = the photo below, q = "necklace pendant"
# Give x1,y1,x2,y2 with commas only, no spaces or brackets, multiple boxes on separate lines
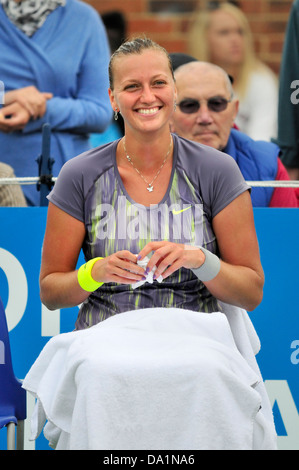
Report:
147,184,154,192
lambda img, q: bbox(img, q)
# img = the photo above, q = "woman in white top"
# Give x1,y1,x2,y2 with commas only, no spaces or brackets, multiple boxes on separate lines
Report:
188,1,278,141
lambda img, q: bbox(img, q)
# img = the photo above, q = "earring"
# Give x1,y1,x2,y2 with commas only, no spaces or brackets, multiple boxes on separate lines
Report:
114,109,119,121
174,102,177,112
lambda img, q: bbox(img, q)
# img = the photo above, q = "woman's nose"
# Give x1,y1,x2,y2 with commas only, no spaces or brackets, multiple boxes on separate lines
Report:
140,85,155,103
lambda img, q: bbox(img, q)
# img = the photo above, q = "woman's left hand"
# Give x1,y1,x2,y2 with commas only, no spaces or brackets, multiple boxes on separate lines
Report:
137,241,205,280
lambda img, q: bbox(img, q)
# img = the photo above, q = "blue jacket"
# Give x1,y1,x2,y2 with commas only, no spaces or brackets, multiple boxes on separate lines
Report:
224,129,279,207
0,0,112,205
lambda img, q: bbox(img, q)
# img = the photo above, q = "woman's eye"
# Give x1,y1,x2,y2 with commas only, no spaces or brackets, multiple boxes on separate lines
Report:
124,84,139,90
123,80,166,91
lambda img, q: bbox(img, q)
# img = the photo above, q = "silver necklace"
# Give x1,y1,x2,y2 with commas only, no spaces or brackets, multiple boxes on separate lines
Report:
123,137,173,192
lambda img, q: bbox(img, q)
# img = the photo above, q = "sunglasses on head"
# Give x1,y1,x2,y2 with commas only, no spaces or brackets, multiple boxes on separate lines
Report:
178,97,232,114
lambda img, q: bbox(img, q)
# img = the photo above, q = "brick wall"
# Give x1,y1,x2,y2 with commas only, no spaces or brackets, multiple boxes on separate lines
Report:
85,0,294,75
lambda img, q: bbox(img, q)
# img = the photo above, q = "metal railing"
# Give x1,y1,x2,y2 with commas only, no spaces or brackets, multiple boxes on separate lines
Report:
1,178,299,187
1,123,298,207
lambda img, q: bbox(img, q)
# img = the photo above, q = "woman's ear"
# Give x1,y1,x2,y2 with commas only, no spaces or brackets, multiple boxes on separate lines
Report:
108,88,117,112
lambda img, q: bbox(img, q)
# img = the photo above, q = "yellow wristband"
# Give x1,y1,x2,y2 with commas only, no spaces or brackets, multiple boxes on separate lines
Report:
77,257,104,292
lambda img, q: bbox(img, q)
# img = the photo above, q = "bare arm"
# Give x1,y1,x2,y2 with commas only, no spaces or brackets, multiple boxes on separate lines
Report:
138,191,264,311
40,203,147,310
39,203,88,310
205,190,264,311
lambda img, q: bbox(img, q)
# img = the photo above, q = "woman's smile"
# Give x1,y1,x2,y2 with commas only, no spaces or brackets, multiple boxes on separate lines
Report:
136,106,161,115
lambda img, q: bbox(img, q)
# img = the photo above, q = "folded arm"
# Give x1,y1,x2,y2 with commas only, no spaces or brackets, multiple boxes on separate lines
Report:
0,86,53,132
4,86,53,119
23,18,112,135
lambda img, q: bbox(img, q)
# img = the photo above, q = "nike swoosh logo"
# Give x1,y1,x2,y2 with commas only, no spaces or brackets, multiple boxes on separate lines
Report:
172,206,192,215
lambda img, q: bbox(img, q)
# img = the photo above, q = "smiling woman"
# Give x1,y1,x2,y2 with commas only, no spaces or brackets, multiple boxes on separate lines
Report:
108,38,176,160
39,36,264,322
26,37,278,451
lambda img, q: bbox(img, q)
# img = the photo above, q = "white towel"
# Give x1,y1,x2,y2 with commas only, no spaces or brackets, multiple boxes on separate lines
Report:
23,307,277,450
219,301,276,443
131,255,163,289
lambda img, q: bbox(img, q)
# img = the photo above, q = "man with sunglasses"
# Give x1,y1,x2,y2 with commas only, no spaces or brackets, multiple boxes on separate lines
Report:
170,54,298,208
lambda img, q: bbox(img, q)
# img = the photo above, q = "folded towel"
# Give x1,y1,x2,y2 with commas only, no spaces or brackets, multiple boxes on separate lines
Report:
219,301,274,430
23,307,277,450
131,255,163,289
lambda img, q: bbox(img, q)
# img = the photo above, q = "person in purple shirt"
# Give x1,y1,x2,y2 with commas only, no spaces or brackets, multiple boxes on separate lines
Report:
27,37,279,451
39,37,264,330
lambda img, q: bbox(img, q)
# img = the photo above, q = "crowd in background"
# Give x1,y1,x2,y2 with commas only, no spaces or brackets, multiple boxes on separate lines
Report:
0,0,298,207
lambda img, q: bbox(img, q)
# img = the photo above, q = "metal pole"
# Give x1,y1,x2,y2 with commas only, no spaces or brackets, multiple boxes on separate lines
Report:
37,123,54,207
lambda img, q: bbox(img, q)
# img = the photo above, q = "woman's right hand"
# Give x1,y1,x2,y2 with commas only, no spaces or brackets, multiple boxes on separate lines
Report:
92,251,147,285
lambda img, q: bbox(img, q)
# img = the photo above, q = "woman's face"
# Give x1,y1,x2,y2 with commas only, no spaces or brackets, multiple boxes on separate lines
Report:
109,49,177,135
207,10,245,67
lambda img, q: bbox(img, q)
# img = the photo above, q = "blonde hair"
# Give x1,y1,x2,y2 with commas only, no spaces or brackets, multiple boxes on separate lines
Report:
109,36,174,90
188,2,270,98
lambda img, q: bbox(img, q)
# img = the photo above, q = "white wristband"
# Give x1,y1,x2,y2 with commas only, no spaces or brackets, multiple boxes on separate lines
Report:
191,247,221,282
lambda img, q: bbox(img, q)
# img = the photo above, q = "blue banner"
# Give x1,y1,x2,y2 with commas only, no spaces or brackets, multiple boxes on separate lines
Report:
0,207,298,450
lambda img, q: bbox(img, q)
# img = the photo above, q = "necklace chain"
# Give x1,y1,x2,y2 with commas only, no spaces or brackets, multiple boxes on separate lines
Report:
123,136,172,192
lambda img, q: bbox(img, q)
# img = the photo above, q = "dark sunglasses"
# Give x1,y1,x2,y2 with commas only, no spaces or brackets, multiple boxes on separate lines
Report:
178,97,232,114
